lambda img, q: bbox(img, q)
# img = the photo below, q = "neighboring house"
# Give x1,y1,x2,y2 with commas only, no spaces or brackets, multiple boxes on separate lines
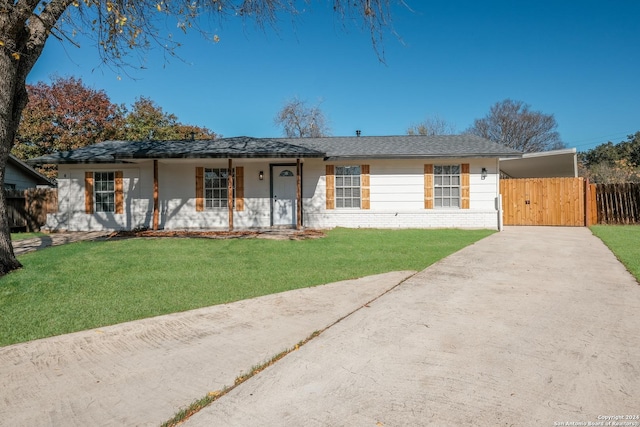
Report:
28,135,522,232
5,154,54,190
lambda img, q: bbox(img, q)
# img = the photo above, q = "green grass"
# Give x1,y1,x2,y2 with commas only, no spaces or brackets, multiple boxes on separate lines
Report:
11,232,46,241
590,225,640,282
0,228,494,346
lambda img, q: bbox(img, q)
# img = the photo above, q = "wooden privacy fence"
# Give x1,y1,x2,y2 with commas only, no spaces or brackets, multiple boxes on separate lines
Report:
593,183,640,224
5,189,58,232
500,178,588,226
501,178,640,226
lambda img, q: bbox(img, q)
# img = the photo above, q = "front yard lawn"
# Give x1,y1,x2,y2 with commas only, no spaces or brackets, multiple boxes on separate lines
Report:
590,225,640,282
0,228,493,347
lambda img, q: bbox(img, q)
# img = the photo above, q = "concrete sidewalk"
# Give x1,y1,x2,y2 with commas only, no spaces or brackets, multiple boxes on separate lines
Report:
0,270,415,426
187,227,640,426
12,231,110,256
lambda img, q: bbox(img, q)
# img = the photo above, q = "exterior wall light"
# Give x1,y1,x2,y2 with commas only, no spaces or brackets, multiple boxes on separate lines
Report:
481,167,488,180
259,170,264,180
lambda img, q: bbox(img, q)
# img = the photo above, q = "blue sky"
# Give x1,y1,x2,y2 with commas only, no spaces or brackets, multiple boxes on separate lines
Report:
27,1,640,152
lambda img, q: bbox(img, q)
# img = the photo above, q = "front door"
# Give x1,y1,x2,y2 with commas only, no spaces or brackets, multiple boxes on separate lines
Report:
272,166,297,226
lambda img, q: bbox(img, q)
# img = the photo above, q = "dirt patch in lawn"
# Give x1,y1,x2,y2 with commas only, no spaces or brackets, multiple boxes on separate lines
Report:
108,228,327,241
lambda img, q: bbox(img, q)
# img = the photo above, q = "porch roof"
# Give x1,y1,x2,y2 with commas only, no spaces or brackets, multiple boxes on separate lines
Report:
27,134,522,165
27,137,326,164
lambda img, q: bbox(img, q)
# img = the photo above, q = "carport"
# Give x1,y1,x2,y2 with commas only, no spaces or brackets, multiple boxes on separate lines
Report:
499,148,589,226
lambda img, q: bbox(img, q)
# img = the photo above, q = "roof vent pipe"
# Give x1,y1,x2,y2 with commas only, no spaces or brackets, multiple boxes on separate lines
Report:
356,130,361,137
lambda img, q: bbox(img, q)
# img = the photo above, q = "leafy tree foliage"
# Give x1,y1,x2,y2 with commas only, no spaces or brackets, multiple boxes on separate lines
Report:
122,97,216,141
0,0,393,274
12,76,124,176
583,160,640,184
580,132,640,183
581,132,640,168
12,79,216,178
407,115,456,136
274,97,331,138
466,99,564,152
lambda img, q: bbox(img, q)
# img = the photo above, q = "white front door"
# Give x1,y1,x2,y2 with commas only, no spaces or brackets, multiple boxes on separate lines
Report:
272,166,297,226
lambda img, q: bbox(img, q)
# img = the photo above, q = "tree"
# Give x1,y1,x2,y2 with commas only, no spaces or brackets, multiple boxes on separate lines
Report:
13,83,216,178
581,131,640,168
580,131,640,183
407,115,456,136
123,97,216,141
274,97,331,138
466,99,564,152
13,76,124,177
0,0,392,275
583,159,640,184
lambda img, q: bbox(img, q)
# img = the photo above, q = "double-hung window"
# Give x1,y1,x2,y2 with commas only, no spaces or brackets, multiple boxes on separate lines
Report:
335,166,361,208
94,172,115,212
204,168,233,209
434,165,461,208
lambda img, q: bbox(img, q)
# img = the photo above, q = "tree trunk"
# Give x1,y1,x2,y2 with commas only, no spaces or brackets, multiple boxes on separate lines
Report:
0,57,26,275
0,2,54,275
0,165,22,275
0,37,31,275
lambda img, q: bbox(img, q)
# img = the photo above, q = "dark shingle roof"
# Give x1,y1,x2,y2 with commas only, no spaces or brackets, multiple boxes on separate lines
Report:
27,137,326,164
28,135,521,165
288,135,522,159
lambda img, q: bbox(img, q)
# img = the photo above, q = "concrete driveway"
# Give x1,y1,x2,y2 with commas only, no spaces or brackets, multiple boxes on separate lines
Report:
1,227,638,426
186,227,640,426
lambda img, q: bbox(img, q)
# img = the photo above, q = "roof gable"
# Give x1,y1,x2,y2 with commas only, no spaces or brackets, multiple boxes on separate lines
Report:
8,155,54,186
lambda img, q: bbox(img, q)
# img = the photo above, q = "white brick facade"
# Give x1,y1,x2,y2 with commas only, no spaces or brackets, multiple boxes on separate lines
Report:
48,157,502,232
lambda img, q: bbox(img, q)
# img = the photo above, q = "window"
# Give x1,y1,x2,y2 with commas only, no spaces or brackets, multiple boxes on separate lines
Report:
204,168,234,209
434,165,461,208
335,166,361,208
94,172,115,212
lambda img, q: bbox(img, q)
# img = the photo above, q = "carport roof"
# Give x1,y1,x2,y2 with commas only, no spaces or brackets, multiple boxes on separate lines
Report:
27,135,522,164
499,148,578,178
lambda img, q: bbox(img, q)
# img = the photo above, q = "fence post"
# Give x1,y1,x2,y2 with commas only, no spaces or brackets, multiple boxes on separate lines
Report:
584,178,590,227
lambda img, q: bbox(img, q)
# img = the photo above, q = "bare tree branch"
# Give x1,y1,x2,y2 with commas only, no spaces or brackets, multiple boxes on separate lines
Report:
275,96,331,138
407,115,456,136
466,99,564,152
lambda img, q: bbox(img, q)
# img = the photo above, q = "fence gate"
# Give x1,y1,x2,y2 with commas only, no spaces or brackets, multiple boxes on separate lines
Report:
5,189,58,232
500,178,586,226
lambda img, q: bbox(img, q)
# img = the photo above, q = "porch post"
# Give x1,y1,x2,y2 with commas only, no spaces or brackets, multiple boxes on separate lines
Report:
296,158,302,230
152,160,159,230
228,158,234,230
